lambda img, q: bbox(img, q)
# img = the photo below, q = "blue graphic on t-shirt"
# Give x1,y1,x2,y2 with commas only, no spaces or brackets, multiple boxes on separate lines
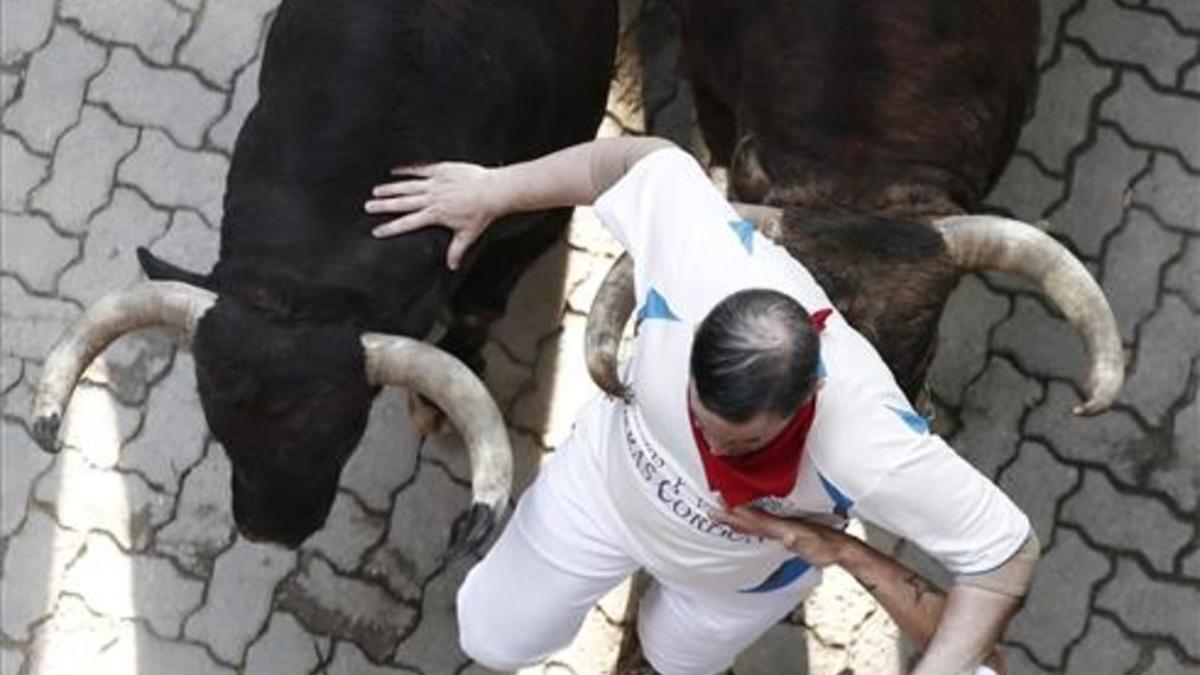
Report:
819,473,854,518
816,353,827,379
741,556,812,593
636,288,680,323
728,218,756,253
886,404,930,434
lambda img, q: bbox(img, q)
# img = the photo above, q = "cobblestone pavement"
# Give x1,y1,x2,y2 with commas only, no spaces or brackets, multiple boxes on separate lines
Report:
2,1,1196,674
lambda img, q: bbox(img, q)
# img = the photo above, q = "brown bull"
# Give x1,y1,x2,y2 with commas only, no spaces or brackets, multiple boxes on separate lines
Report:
588,0,1122,415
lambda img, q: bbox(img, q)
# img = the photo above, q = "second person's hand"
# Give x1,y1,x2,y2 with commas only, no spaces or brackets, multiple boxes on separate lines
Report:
365,162,498,269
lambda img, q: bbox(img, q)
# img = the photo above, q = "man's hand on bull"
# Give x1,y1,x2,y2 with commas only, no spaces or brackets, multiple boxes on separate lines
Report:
366,137,677,269
366,162,500,270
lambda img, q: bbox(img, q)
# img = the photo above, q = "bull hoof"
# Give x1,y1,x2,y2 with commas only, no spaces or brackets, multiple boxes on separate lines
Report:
407,392,449,436
445,502,497,560
31,413,63,454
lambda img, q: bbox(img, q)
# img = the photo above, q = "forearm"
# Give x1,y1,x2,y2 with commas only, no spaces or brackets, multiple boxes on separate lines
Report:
836,536,950,649
488,136,673,215
910,533,1039,674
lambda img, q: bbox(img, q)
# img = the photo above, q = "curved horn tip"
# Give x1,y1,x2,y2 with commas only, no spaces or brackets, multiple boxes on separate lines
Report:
31,412,64,454
445,501,501,559
1071,395,1116,417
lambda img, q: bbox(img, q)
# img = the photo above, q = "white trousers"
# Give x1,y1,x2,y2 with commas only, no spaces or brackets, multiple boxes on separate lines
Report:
456,430,813,675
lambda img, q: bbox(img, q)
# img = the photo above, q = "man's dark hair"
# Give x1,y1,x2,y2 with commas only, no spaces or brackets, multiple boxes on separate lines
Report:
689,289,820,423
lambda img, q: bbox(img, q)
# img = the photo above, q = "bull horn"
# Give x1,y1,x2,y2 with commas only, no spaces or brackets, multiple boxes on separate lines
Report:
934,215,1124,416
585,254,636,400
31,281,216,453
360,333,512,554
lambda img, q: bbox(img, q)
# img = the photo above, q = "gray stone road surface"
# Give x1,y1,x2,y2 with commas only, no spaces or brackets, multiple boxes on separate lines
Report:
1,0,1197,673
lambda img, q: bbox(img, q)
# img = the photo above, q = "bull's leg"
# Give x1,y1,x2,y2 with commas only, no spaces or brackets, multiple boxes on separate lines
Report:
409,211,570,434
689,71,737,168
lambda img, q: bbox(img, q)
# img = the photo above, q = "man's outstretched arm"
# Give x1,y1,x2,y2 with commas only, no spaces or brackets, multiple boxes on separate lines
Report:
716,507,1035,673
365,136,673,268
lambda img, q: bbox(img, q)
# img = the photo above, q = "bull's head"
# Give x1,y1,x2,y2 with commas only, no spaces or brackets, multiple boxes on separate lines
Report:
30,267,511,552
587,208,1124,417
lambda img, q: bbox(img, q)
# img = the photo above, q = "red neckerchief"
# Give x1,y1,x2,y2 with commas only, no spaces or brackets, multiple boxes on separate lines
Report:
690,308,832,507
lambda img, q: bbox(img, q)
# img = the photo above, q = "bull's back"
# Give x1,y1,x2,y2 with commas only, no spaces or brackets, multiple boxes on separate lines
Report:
682,0,1039,211
217,0,615,329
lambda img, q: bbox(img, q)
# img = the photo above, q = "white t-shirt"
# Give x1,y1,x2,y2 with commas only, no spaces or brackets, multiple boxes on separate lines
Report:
577,148,1030,593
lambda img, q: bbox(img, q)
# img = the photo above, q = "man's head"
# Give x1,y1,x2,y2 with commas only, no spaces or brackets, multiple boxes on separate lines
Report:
688,288,820,456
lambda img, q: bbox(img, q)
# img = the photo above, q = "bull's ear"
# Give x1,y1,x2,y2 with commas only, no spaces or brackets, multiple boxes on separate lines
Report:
136,247,213,289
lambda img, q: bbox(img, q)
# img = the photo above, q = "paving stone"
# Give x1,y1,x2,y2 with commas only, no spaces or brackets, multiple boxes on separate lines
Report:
244,612,322,675
58,382,143,468
1165,240,1200,308
1148,384,1200,513
1104,211,1184,344
568,206,625,259
29,105,139,234
1101,71,1200,169
34,446,174,552
26,595,235,675
1121,295,1200,426
1135,153,1199,233
149,210,220,277
1047,126,1148,259
984,154,1064,220
480,339,536,411
1037,0,1078,67
326,641,418,674
1,646,23,675
302,491,387,574
0,508,87,641
1027,382,1156,488
0,213,77,293
390,556,475,674
0,354,21,395
1,131,49,212
1063,615,1141,674
1000,647,1053,674
1185,63,1200,93
1019,45,1113,174
1141,648,1193,675
368,462,468,597
1174,394,1198,465
58,187,171,306
61,0,192,66
89,48,226,150
1067,0,1195,87
2,26,107,153
0,0,54,65
1096,558,1200,658
117,129,228,227
491,238,570,364
179,0,279,88
735,621,810,675
61,532,205,638
511,312,599,447
0,72,19,106
1149,0,1200,30
422,419,546,502
118,355,208,492
1,420,56,537
278,555,417,663
340,388,421,513
1062,470,1189,572
154,440,237,577
184,538,296,664
564,248,623,316
952,357,1043,478
208,58,261,153
997,441,1078,543
928,275,1012,407
993,296,1091,385
1006,529,1110,667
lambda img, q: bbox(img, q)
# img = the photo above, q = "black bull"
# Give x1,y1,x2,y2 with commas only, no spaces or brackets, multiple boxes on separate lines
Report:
33,0,617,549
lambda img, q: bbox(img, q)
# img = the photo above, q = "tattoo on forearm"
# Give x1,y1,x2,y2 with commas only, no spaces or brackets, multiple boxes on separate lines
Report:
904,572,942,605
852,573,878,593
